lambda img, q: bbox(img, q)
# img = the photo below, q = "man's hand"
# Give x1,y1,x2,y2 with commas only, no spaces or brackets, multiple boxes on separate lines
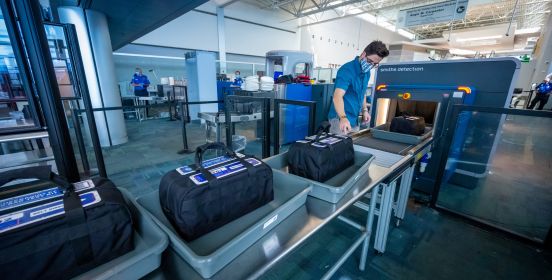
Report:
363,110,370,124
339,118,352,133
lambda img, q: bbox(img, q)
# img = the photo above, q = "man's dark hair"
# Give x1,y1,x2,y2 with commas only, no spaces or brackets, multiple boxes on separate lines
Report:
363,41,389,58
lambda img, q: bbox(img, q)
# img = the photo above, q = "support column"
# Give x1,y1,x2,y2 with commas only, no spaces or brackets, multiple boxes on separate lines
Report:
217,7,227,74
58,7,128,147
531,15,552,82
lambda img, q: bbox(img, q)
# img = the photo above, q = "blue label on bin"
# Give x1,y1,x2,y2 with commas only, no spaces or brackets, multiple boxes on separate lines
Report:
0,190,101,234
0,180,95,212
189,158,262,185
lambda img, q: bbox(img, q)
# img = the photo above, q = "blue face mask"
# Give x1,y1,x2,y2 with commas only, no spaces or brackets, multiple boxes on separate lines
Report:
360,58,373,73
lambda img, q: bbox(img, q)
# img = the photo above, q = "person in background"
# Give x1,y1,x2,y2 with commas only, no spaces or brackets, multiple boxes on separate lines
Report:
233,70,243,87
528,77,552,110
328,40,389,135
131,67,150,97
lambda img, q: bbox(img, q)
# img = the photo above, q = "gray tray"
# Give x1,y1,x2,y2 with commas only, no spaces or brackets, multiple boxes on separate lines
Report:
263,147,374,203
136,171,311,278
74,188,169,280
372,123,432,145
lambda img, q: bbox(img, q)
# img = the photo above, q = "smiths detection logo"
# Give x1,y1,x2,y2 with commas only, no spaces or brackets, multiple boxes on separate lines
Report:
379,67,424,72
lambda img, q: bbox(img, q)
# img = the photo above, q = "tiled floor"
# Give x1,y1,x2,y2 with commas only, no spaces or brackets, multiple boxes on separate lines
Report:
105,118,551,279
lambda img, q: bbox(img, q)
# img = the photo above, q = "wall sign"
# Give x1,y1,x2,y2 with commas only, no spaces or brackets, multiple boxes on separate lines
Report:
397,0,469,27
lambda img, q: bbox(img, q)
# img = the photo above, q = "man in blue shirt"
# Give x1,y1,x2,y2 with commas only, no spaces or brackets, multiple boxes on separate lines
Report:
232,70,243,87
328,41,389,134
528,79,552,110
131,67,150,97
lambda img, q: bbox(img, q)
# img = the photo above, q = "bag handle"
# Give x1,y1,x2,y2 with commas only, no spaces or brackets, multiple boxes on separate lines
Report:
313,121,331,142
0,166,74,191
194,142,236,169
193,142,254,183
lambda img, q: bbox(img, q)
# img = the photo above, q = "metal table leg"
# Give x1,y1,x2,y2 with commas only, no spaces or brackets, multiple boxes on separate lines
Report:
359,184,380,271
395,165,415,225
374,180,397,254
321,232,368,280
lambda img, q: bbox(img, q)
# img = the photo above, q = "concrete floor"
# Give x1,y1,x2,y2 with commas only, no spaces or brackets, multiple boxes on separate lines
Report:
104,118,552,279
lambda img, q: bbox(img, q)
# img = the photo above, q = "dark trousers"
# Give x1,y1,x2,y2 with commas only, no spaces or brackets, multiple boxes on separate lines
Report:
134,89,149,97
528,94,550,110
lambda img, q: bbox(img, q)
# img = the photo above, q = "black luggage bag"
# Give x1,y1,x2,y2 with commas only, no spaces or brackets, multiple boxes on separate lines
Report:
287,122,355,182
159,143,273,241
390,115,426,136
0,166,133,280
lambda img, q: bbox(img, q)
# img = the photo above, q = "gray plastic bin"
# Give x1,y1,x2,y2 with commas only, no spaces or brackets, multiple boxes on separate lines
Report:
371,123,432,145
263,147,374,203
136,171,311,278
73,188,169,280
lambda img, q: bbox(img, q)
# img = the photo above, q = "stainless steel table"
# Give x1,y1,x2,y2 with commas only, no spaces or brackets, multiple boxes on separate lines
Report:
157,131,434,279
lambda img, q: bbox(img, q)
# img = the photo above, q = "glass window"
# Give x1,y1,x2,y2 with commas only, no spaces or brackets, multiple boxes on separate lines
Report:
294,63,306,75
45,24,77,99
0,9,38,132
437,111,552,242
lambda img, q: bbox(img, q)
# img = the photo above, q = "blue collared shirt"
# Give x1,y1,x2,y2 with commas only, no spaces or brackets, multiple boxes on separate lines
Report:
328,56,370,126
131,74,150,91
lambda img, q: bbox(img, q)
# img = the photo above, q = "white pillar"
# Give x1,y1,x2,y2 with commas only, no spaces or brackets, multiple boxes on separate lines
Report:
58,7,128,147
217,7,227,74
531,14,552,84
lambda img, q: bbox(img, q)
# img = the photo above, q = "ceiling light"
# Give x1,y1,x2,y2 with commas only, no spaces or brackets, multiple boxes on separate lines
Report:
113,52,186,60
456,35,503,42
348,8,363,14
357,13,376,23
449,48,476,55
398,29,416,40
515,27,541,34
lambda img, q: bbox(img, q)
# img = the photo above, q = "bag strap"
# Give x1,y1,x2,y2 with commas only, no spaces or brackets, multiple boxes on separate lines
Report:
312,121,331,143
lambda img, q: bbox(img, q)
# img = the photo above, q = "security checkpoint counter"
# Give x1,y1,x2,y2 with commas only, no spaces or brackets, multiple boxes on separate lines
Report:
154,129,433,279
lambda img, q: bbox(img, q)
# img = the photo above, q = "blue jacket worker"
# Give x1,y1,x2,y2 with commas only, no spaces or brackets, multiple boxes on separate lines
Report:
233,70,243,87
328,41,389,135
131,67,150,97
528,79,552,110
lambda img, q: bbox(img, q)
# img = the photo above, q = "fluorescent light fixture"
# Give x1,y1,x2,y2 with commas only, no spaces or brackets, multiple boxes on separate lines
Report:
456,35,503,42
515,27,541,35
398,29,416,40
113,52,186,60
357,13,376,23
449,48,476,55
377,20,395,32
348,8,363,14
327,0,343,7
301,7,317,13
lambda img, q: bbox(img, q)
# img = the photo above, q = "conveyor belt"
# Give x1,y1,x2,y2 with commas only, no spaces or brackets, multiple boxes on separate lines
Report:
354,133,414,155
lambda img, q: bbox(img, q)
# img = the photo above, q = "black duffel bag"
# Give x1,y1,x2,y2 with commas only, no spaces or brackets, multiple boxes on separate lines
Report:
0,166,133,280
287,121,355,182
390,115,426,136
159,142,273,241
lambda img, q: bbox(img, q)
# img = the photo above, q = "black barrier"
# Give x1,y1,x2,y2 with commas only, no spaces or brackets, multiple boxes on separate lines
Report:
273,99,317,155
177,100,223,154
74,100,224,156
224,95,271,158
